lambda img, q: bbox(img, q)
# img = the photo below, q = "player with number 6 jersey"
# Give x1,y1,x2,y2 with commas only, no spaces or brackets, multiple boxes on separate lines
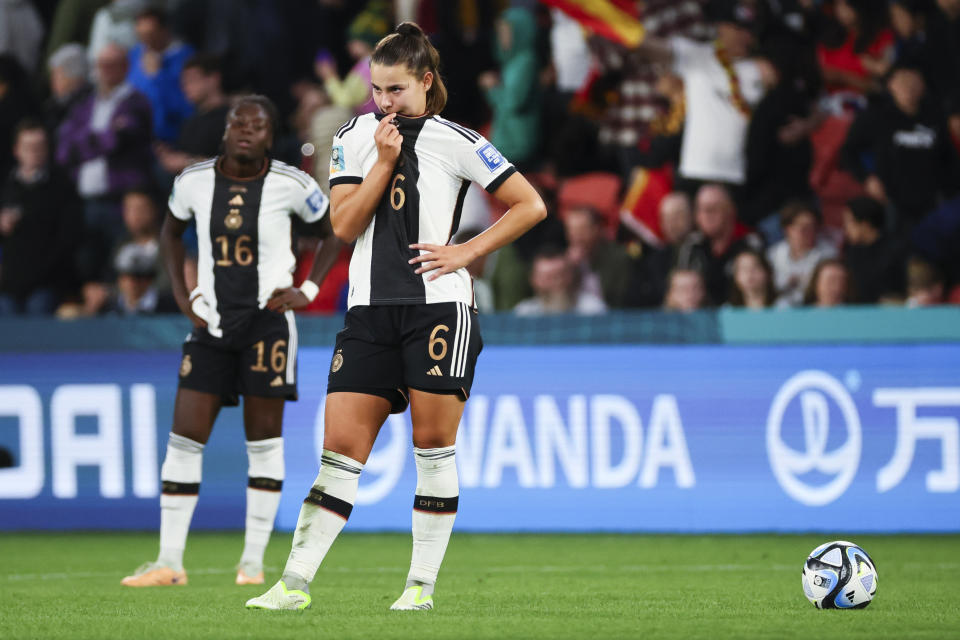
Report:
121,95,342,589
247,22,546,614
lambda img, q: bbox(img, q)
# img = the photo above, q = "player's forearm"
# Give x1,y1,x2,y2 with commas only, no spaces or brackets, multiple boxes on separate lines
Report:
160,218,191,311
306,234,343,288
463,198,546,261
330,161,394,242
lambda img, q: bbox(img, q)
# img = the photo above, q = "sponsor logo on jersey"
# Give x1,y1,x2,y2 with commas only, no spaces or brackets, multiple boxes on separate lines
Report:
330,145,345,174
307,190,325,213
476,142,505,172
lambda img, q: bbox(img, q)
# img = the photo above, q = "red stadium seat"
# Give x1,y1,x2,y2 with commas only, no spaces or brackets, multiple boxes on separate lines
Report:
558,172,623,238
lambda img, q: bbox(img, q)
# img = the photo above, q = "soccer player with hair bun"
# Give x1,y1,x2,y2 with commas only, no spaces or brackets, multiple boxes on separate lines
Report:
121,95,341,588
247,22,546,612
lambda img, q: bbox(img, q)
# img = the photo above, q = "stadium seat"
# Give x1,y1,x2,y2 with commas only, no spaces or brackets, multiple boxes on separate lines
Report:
557,172,623,238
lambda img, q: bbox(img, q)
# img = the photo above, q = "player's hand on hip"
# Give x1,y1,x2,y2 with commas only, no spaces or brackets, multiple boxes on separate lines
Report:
408,243,476,281
178,292,208,329
374,113,403,166
267,287,310,313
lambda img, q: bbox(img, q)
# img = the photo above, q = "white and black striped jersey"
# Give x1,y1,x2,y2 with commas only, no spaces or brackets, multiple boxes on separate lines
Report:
329,113,515,308
168,158,329,338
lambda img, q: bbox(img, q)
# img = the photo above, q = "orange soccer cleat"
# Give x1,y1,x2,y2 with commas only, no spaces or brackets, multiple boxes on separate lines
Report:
121,563,188,587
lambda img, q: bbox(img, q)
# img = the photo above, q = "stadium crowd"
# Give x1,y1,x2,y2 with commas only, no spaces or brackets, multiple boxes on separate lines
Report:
0,0,958,317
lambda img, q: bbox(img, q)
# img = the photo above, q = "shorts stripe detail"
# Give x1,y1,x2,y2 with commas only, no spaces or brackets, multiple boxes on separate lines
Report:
304,488,353,519
449,302,463,377
285,310,297,384
456,303,471,377
413,494,458,514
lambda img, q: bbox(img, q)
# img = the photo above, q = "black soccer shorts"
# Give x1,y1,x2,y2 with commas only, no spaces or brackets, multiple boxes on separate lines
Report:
326,302,482,413
178,309,297,406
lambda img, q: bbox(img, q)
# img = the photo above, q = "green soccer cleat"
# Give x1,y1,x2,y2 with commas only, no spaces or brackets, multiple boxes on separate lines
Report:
389,585,434,611
245,580,311,611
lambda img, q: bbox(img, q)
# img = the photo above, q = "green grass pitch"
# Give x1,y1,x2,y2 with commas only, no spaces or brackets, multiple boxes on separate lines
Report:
1,532,958,639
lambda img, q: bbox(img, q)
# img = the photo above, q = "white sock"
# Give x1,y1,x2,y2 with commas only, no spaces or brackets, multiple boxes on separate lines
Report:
240,437,284,570
157,433,204,571
407,446,458,595
282,450,363,585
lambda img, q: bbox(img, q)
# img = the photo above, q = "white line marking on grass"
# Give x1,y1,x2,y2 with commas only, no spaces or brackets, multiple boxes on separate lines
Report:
5,562,957,583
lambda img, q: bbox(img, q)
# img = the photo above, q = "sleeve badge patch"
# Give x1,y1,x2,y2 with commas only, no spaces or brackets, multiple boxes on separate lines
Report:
476,142,505,172
307,190,325,213
330,145,345,174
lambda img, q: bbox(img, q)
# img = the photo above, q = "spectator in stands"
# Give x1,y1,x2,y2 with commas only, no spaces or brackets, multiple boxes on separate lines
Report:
57,42,153,289
817,0,894,99
910,194,960,292
803,258,854,307
906,257,946,306
562,205,632,309
586,0,707,174
889,0,956,105
514,247,607,316
119,188,168,288
842,196,907,303
676,183,764,305
728,249,776,310
127,7,193,143
926,0,960,101
0,120,81,315
663,268,708,312
841,59,960,227
0,0,44,75
635,0,767,198
479,6,540,167
105,241,177,315
44,44,92,143
742,45,819,229
154,54,229,177
46,0,104,59
0,55,34,180
314,1,388,117
626,191,694,308
766,201,839,307
88,0,146,62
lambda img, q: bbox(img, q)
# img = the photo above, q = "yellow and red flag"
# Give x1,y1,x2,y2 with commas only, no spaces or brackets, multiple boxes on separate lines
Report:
541,0,646,47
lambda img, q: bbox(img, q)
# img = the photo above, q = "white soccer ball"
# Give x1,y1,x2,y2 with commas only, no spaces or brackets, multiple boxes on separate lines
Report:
801,540,878,609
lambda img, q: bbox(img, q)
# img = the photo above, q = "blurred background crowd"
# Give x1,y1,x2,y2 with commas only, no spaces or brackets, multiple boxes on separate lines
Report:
0,0,958,318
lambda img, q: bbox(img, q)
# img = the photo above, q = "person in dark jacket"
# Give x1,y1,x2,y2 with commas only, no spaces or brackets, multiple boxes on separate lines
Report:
0,120,81,314
842,196,907,302
840,60,960,227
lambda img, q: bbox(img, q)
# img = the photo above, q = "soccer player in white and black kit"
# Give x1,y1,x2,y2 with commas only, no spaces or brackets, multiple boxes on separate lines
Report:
247,23,546,612
122,95,342,587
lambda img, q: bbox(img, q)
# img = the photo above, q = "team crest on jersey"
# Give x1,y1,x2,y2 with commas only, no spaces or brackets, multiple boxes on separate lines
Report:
331,349,343,373
476,142,505,172
225,209,243,229
179,355,192,377
330,145,345,174
307,190,324,213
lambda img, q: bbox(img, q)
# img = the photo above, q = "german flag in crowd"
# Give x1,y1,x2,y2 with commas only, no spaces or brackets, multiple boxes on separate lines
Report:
540,0,646,47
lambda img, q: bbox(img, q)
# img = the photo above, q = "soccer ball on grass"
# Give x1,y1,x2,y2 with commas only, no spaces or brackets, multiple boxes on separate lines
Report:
801,540,878,609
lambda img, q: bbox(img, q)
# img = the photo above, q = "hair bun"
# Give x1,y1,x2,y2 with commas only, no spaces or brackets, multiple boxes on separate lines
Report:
395,21,425,38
